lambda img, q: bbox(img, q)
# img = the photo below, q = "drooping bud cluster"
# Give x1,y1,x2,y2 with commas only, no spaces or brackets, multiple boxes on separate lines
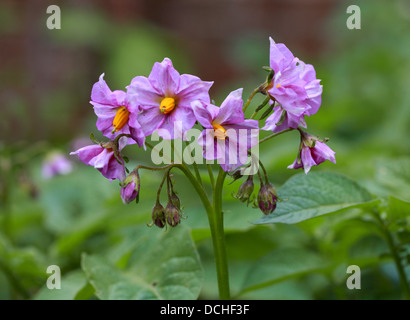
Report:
149,173,184,229
150,197,183,229
233,171,278,216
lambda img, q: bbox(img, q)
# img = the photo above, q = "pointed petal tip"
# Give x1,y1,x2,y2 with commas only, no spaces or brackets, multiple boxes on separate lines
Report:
228,88,244,100
161,57,173,66
206,81,214,88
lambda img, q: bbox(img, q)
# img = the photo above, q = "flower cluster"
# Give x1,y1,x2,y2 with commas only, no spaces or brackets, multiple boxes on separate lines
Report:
71,37,336,225
262,37,323,133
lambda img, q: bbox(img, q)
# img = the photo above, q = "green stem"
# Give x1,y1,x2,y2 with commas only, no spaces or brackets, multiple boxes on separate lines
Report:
136,163,175,172
175,164,213,215
183,141,203,187
248,151,269,184
259,128,294,145
207,164,215,190
258,159,269,184
166,174,172,200
259,102,275,120
192,164,203,188
156,173,167,201
250,97,270,119
373,213,410,299
243,87,260,112
211,168,230,299
176,164,230,299
256,166,264,185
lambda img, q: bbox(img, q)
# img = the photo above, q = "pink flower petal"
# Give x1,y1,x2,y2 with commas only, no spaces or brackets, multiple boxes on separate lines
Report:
213,88,245,125
148,58,180,97
128,76,162,106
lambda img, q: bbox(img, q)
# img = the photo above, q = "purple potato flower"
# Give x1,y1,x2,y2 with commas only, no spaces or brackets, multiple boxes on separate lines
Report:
127,58,213,139
192,88,259,172
90,73,145,147
41,152,73,179
263,37,322,133
121,171,140,204
288,132,336,174
70,137,128,181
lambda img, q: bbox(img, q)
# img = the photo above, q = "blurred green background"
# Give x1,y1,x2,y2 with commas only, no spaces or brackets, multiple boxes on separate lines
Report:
0,0,409,300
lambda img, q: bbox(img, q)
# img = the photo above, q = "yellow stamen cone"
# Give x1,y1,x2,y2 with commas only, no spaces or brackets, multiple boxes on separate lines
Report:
159,97,176,114
112,107,130,133
212,123,227,140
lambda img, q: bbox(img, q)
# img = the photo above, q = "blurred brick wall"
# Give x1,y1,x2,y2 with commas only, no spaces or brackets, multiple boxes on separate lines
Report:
0,0,338,143
142,0,337,86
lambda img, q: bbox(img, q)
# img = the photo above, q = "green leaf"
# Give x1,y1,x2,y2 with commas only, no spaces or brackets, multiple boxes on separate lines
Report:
82,226,203,300
239,248,328,295
39,167,117,234
254,172,375,225
348,234,389,261
387,196,410,221
198,225,313,299
0,235,47,285
375,158,410,201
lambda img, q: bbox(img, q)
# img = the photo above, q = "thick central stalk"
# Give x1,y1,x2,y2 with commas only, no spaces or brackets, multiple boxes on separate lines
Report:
209,168,229,299
177,164,230,299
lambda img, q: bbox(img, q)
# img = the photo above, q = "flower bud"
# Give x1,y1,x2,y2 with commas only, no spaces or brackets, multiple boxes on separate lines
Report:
165,202,180,227
257,183,278,215
121,171,140,204
233,176,254,205
170,192,181,210
152,201,166,228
